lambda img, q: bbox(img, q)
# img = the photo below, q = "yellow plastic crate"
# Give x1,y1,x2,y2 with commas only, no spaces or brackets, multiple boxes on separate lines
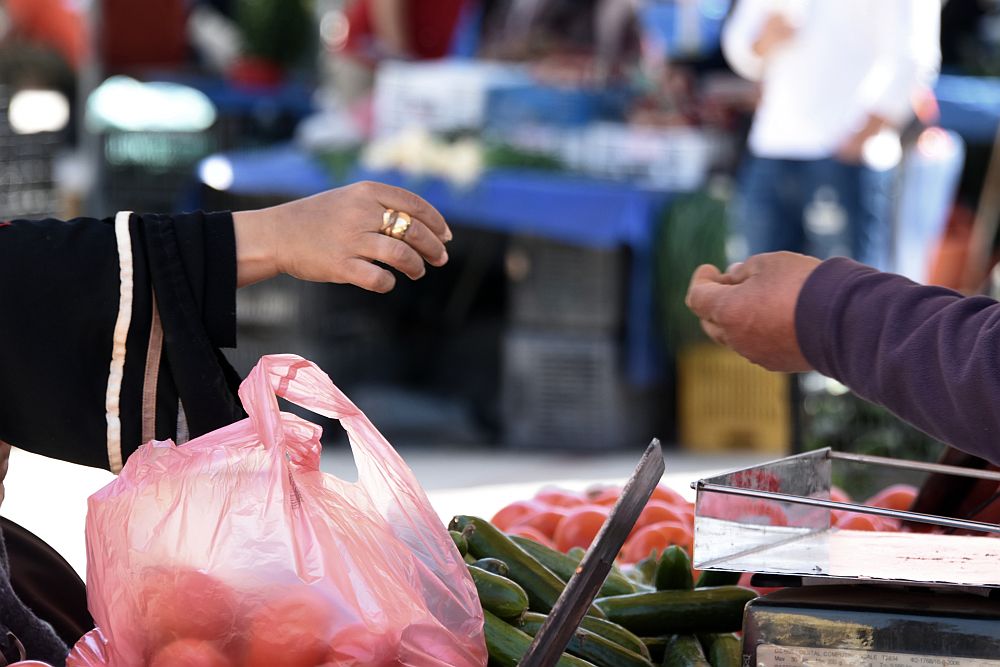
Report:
678,342,791,454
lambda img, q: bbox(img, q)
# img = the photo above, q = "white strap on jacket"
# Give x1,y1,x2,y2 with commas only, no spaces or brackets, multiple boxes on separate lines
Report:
105,211,134,474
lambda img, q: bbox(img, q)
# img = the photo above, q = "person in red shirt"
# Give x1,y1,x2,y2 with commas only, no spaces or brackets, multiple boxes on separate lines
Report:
342,0,468,65
331,0,468,105
4,0,86,70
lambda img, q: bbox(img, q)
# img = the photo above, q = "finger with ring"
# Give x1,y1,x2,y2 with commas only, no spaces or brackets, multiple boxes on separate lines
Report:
381,208,398,234
388,211,411,240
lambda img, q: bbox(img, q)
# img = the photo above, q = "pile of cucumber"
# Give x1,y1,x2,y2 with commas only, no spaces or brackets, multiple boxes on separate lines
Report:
449,515,756,667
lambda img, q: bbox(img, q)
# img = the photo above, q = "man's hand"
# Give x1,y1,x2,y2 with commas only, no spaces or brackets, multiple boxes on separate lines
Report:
232,181,451,292
836,113,893,164
685,252,822,372
752,13,796,59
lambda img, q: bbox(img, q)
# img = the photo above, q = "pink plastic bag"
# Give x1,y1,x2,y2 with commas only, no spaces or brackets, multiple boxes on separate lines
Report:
68,355,486,667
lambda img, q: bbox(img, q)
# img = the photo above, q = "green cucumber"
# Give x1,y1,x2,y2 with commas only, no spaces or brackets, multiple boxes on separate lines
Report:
450,529,468,557
655,546,694,591
694,570,741,588
568,546,586,560
471,557,509,577
467,565,528,619
518,612,653,667
510,535,637,596
450,515,605,617
634,552,660,586
594,587,757,636
662,635,710,667
578,616,651,660
621,564,655,590
483,609,597,667
699,633,741,667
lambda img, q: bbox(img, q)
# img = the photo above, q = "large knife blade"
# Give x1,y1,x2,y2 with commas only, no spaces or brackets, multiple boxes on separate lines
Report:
518,439,665,667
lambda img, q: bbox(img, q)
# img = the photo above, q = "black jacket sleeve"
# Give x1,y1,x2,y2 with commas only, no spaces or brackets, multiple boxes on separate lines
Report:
0,211,245,471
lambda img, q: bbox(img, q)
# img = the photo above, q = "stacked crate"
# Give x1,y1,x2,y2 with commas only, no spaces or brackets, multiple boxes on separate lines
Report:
677,342,791,454
99,126,219,215
501,235,654,450
0,87,61,220
203,190,396,396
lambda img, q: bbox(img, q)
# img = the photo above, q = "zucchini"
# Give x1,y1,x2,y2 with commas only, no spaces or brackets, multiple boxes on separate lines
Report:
694,570,741,588
483,609,597,667
518,612,653,667
467,565,529,619
655,546,694,591
594,587,757,636
450,515,605,617
471,557,510,577
568,546,586,561
510,535,636,596
621,564,655,590
578,616,651,660
633,552,660,587
662,635,710,667
450,529,468,557
699,633,741,667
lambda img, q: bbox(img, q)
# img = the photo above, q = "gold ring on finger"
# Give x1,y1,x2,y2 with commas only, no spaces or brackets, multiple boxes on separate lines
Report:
388,211,412,240
381,208,397,234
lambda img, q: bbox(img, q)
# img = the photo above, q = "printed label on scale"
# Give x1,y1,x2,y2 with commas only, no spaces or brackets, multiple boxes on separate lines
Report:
757,645,1000,667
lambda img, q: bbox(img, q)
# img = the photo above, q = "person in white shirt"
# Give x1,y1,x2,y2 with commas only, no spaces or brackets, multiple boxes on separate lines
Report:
722,0,941,267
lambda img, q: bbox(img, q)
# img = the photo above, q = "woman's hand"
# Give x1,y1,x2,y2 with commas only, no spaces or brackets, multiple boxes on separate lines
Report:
232,181,452,292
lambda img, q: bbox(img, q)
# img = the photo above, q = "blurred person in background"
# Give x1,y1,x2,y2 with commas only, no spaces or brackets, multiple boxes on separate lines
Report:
722,0,941,268
0,182,450,664
1,0,85,71
478,0,640,85
332,0,469,104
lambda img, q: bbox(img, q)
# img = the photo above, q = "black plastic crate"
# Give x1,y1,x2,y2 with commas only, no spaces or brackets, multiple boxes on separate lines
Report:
224,329,327,379
501,327,656,450
235,274,319,331
0,89,61,219
226,325,396,391
198,185,292,216
231,276,398,386
506,235,625,331
99,128,219,214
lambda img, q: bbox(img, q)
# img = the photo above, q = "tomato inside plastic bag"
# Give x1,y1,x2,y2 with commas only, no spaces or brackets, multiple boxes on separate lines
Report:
67,355,486,667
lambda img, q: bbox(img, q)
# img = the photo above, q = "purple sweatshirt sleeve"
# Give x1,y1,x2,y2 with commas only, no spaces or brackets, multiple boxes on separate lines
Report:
795,257,1000,465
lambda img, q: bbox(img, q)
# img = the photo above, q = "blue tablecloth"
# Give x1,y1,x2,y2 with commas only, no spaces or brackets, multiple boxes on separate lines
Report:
148,73,315,119
199,146,674,385
935,74,1000,144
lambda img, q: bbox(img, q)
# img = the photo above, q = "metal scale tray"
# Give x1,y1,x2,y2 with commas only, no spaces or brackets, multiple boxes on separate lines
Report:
692,448,1000,589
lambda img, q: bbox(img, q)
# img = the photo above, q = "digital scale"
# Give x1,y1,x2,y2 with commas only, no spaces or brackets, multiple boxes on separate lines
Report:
692,448,1000,665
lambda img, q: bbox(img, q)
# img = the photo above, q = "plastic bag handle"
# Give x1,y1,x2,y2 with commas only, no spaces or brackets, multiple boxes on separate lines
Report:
238,354,399,473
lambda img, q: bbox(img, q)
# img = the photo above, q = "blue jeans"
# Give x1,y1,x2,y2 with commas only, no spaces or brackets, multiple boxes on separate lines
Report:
730,155,894,268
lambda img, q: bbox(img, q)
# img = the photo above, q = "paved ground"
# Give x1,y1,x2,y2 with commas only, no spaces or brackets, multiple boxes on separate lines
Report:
331,443,770,491
1,443,772,577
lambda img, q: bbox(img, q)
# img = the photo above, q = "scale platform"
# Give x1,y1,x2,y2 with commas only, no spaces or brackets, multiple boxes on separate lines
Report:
692,447,1000,589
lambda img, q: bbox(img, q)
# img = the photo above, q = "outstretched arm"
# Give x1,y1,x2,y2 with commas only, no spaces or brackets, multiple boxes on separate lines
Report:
687,252,1000,465
0,182,450,471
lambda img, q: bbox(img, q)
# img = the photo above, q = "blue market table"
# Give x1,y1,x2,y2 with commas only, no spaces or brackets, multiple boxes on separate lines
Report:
196,145,677,386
